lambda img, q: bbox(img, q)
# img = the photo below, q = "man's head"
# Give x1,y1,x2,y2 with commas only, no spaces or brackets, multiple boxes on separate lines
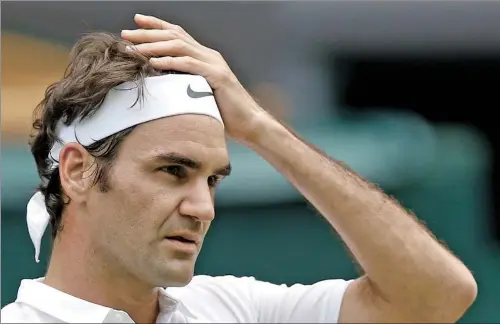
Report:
30,32,230,287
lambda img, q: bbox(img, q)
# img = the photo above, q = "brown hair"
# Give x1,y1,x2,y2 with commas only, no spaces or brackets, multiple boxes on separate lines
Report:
29,32,162,239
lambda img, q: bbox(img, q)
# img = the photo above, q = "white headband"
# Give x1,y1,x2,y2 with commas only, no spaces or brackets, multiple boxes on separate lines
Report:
27,74,223,262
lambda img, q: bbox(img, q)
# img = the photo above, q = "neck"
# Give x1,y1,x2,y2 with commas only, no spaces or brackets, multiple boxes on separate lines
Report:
44,231,159,323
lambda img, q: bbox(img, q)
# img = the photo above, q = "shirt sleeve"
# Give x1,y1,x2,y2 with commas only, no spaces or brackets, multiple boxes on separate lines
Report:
173,275,352,323
249,277,353,323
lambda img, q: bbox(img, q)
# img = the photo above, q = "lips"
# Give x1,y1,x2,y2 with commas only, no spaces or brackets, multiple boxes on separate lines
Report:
166,236,196,244
163,233,200,254
164,232,201,245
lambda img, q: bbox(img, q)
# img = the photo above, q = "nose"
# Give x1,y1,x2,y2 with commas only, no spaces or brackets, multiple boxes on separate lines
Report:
179,180,215,222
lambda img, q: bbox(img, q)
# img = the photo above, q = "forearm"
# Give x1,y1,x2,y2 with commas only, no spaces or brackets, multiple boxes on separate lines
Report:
246,114,477,318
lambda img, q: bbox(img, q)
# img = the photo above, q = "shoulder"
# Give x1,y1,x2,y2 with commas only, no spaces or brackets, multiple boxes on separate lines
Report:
187,274,257,290
167,275,352,323
169,274,258,298
1,302,54,323
167,275,258,322
2,302,29,322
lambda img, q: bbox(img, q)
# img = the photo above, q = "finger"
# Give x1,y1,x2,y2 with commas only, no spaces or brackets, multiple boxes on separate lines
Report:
134,13,171,30
149,56,227,88
133,14,194,41
130,40,210,62
121,29,198,47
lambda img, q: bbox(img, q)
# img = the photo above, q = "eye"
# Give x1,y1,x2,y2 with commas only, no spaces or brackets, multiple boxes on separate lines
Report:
208,175,222,188
161,165,187,179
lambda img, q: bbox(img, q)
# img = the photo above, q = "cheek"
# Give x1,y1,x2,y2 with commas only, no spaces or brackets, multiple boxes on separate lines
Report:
87,172,154,231
113,173,183,230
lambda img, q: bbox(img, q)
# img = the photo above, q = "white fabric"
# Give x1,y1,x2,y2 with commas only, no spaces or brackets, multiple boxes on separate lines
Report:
26,74,223,264
26,192,50,264
1,276,352,323
48,74,223,165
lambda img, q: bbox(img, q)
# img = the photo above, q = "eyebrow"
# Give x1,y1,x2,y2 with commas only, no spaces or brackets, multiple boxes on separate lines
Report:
154,152,232,176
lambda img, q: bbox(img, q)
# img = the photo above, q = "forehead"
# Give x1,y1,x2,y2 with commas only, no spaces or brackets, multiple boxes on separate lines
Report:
121,114,228,162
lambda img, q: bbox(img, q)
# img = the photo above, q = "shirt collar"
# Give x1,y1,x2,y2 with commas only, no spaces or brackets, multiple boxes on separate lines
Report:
15,278,197,323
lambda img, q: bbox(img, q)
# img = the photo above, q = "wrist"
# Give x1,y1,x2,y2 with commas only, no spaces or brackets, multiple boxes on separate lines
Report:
240,109,287,149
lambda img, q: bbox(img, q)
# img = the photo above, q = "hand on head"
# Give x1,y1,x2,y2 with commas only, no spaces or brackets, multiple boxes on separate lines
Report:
121,14,271,145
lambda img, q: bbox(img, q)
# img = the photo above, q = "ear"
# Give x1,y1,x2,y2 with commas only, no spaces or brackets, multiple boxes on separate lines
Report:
58,143,94,203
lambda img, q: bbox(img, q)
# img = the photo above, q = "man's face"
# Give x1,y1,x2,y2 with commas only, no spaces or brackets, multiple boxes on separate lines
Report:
84,114,229,288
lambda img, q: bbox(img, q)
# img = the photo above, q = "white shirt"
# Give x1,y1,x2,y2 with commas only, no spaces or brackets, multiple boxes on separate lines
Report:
1,275,351,323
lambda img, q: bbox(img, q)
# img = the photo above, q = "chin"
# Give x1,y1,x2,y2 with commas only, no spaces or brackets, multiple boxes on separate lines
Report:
156,259,196,288
159,271,194,288
169,276,194,287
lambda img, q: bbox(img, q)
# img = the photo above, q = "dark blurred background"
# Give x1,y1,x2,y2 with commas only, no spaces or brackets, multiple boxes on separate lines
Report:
2,1,499,322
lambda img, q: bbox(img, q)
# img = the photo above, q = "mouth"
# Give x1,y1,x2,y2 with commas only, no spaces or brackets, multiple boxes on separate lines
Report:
165,236,197,244
163,234,200,254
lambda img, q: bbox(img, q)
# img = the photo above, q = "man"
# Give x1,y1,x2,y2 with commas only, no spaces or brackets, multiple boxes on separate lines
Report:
2,14,476,323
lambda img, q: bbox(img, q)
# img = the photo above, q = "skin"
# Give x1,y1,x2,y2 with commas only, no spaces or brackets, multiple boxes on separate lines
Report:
121,13,477,323
44,115,229,323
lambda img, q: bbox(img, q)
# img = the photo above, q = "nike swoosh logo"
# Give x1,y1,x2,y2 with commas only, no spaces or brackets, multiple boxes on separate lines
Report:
187,84,213,99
